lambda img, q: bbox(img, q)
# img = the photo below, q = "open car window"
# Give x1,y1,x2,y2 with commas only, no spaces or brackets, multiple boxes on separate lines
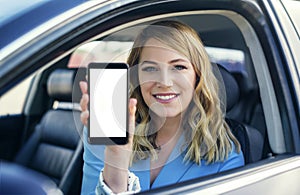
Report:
63,10,284,193
72,10,282,154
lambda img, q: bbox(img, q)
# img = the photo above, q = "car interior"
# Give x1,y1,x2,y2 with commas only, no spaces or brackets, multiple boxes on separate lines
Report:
13,68,84,194
0,8,285,194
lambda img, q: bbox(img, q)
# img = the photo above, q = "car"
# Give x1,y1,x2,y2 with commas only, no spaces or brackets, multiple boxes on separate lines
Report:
0,0,299,194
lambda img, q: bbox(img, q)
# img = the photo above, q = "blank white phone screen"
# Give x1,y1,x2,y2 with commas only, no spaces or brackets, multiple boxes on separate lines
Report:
90,68,127,138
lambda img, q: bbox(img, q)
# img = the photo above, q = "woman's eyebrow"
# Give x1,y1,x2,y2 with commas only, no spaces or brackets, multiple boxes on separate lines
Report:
140,60,158,66
140,59,189,66
168,59,189,64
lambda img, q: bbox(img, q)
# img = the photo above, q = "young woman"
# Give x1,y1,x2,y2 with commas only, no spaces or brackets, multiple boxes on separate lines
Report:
79,20,244,195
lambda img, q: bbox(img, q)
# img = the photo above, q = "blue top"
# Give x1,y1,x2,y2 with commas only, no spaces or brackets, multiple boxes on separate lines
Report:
80,127,244,195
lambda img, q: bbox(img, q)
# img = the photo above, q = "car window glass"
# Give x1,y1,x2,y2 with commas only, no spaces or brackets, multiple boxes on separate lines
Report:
0,75,34,115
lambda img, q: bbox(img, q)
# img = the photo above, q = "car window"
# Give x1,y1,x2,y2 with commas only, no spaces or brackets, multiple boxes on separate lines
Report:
0,75,34,115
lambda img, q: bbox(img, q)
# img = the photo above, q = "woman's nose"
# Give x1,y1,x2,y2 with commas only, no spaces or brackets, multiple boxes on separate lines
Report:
156,70,173,87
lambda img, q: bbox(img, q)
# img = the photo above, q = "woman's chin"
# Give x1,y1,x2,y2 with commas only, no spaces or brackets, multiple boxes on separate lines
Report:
151,109,183,119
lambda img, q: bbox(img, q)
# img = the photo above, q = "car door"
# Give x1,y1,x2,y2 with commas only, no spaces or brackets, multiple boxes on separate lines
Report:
0,0,87,161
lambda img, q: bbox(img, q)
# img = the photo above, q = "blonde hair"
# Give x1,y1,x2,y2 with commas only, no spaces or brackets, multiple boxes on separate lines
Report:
127,20,240,165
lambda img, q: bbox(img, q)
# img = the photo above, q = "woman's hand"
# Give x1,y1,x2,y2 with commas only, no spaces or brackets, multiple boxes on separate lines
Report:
79,81,89,126
79,81,137,193
102,98,137,193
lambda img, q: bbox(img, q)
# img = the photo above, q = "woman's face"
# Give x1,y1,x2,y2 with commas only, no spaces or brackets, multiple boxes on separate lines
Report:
138,38,196,118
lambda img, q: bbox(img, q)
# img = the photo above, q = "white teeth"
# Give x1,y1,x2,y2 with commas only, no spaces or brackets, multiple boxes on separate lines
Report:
155,94,177,100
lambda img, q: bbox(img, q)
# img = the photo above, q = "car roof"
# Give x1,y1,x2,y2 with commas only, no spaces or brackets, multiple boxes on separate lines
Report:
0,0,87,49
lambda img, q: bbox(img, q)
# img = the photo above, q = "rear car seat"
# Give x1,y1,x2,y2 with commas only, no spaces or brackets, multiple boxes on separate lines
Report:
215,63,264,164
14,69,84,194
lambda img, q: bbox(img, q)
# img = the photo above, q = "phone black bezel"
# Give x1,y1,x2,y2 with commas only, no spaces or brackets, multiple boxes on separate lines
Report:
88,62,129,145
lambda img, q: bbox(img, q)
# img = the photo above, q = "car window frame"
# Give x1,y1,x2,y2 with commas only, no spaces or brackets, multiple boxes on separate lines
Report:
261,0,300,152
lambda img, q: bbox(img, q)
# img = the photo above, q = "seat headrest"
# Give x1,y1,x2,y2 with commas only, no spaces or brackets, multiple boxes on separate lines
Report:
47,69,74,102
47,68,86,103
213,63,240,112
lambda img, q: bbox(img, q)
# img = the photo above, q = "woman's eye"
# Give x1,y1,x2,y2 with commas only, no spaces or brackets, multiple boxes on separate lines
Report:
141,66,158,72
173,65,187,70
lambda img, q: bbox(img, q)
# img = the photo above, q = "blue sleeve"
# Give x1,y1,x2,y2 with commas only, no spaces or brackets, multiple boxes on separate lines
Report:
81,127,106,195
219,143,245,172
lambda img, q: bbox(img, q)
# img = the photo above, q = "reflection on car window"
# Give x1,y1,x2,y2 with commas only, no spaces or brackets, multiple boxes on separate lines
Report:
206,46,245,73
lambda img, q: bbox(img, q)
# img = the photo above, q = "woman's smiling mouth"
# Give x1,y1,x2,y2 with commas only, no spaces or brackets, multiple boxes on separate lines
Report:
152,93,179,103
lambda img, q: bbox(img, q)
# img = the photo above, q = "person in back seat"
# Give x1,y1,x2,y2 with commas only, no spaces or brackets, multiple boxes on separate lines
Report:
79,20,244,194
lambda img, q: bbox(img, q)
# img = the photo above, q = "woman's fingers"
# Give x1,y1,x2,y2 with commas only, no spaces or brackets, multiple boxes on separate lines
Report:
128,98,137,144
80,94,89,125
80,93,89,112
80,110,89,126
79,81,89,125
79,81,88,94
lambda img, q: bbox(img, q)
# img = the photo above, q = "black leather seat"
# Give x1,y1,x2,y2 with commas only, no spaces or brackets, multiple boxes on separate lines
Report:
0,161,63,195
216,64,264,164
14,69,84,194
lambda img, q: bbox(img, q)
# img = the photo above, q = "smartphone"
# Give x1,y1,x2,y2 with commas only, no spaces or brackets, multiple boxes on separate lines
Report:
88,62,129,145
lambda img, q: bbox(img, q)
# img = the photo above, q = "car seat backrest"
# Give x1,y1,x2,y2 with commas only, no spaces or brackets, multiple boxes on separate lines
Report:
215,63,264,164
0,161,63,195
14,68,84,194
